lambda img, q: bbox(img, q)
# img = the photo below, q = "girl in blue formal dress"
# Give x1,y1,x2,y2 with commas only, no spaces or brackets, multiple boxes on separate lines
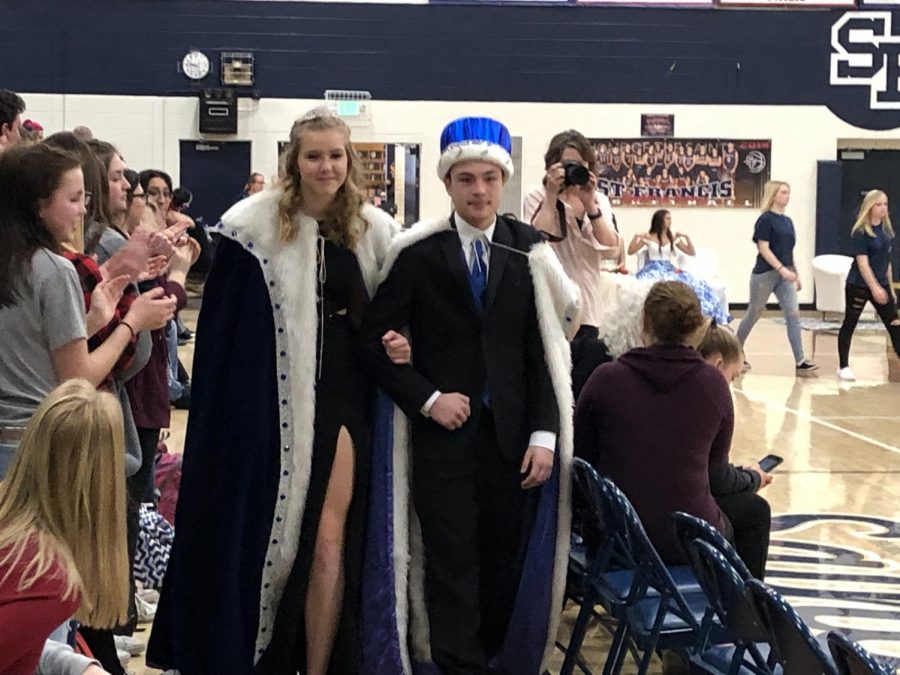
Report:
628,209,731,324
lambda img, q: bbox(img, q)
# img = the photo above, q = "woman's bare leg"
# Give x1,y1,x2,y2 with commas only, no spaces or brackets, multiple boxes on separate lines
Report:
306,427,354,675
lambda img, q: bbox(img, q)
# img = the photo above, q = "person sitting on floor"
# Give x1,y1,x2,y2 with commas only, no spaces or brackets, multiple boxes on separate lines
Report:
0,380,129,674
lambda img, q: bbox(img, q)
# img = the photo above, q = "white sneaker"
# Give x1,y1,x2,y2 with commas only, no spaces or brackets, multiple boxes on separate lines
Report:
136,592,157,622
837,367,856,381
114,634,146,656
137,587,160,604
117,648,132,667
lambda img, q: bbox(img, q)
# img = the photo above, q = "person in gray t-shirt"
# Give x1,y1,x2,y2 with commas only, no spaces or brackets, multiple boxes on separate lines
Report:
0,248,87,427
0,144,176,478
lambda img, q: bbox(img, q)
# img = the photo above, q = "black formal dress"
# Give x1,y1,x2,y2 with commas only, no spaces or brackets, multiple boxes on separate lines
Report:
257,234,373,673
149,191,399,675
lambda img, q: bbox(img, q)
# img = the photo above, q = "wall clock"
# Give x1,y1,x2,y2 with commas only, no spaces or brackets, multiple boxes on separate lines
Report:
182,50,210,80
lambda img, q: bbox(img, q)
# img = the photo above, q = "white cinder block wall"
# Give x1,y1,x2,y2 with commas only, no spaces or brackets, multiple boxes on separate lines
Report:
20,92,899,304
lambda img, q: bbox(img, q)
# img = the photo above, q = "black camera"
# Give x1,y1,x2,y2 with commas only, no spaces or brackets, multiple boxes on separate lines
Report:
563,161,590,187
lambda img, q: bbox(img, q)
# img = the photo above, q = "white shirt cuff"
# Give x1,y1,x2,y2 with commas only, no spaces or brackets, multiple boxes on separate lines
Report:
421,390,442,417
529,431,557,453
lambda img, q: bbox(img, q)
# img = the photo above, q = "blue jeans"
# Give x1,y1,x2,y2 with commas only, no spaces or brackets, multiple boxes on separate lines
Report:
736,269,806,363
167,319,183,402
0,441,19,480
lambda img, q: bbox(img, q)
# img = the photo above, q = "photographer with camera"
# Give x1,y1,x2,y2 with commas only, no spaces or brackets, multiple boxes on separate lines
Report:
523,130,623,399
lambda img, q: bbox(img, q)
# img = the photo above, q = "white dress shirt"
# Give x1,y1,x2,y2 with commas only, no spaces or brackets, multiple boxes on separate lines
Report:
455,215,495,272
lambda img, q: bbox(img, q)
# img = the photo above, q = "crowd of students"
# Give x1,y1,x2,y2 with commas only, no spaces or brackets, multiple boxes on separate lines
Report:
0,86,896,675
0,88,198,674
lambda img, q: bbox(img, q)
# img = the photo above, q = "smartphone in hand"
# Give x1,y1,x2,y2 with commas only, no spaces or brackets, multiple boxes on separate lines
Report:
758,454,784,472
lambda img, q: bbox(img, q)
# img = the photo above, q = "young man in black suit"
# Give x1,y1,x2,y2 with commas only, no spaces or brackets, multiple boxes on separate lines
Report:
361,117,576,675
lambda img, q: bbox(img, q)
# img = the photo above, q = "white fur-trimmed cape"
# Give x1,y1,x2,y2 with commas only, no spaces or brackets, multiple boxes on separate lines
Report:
217,189,399,662
377,216,579,673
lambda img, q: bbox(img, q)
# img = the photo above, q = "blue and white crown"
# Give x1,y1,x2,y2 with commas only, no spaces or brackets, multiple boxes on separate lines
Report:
437,116,514,180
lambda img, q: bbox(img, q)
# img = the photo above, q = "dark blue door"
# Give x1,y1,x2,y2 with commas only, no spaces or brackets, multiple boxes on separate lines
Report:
815,160,842,257
179,140,251,228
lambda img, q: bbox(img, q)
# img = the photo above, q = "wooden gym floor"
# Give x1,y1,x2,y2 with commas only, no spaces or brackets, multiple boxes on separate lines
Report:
132,310,900,674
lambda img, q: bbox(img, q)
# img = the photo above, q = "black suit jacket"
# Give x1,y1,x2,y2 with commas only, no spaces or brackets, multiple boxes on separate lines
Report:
361,214,560,464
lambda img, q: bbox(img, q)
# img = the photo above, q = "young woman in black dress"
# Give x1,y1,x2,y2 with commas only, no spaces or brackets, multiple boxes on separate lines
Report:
148,109,403,674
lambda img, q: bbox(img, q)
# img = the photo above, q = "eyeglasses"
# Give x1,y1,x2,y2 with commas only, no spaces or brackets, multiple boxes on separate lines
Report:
127,190,148,204
147,188,171,199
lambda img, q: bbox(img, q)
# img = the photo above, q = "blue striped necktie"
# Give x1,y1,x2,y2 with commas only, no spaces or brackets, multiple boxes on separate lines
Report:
468,238,490,406
468,238,487,310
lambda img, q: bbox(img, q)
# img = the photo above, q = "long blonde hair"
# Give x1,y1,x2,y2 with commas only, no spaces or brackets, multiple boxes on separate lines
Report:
851,189,894,239
0,379,129,628
277,107,367,247
760,180,790,213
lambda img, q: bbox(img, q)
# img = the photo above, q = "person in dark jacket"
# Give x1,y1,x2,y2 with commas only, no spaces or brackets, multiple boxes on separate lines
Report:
697,321,772,578
575,280,733,565
360,116,569,675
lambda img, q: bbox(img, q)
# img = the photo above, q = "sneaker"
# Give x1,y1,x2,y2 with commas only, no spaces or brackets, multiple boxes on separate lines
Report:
136,592,157,622
837,367,856,381
137,587,160,604
114,635,147,656
795,360,819,375
117,648,132,667
742,360,752,372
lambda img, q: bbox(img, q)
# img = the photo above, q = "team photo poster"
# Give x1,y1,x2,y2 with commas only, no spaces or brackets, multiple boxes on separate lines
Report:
589,138,772,208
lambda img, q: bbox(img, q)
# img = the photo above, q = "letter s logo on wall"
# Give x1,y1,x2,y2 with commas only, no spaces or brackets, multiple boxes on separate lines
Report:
829,11,900,130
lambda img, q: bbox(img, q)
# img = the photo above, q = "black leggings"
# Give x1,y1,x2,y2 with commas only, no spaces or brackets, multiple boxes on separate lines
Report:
128,427,160,504
837,283,900,369
716,492,771,580
81,627,126,675
571,325,613,402
80,497,140,673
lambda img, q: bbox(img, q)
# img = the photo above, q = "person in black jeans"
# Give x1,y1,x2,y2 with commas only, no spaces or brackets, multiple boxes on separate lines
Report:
698,322,773,579
837,189,900,382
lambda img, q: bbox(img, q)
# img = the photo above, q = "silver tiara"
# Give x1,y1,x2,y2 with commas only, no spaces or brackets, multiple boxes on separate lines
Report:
298,106,336,124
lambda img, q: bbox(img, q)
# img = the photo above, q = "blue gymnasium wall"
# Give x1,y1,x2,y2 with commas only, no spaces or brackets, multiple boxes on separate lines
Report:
1,1,836,105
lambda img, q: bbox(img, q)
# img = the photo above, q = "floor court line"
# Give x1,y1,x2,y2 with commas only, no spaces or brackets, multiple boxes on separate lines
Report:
817,416,900,420
773,470,900,475
734,388,900,459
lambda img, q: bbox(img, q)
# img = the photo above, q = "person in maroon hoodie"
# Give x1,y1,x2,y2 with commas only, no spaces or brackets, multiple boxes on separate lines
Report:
575,280,733,565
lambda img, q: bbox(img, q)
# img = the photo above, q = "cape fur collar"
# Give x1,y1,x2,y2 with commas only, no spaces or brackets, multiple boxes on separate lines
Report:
221,189,396,297
379,215,580,339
